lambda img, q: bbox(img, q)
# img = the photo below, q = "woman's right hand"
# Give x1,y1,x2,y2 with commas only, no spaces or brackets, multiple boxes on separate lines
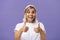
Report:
22,22,29,32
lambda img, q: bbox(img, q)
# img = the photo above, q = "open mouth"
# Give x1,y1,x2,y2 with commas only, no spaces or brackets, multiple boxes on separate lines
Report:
28,16,33,19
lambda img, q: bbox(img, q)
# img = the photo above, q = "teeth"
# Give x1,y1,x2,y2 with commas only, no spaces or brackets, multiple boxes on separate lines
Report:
29,16,33,18
29,16,32,17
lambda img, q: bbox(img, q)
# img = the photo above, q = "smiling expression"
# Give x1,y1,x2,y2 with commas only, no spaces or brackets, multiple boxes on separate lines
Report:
24,6,36,23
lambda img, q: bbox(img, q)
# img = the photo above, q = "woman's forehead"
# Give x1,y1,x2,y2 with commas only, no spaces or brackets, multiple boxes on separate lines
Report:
28,8,35,11
25,7,36,13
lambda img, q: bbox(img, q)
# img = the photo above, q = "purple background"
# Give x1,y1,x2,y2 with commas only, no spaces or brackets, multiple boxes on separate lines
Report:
0,0,60,40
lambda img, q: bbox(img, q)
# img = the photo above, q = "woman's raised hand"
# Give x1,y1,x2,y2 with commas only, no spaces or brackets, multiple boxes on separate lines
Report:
22,21,29,32
34,22,41,33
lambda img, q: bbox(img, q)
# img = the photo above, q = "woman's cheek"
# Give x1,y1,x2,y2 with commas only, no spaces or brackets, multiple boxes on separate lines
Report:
26,13,29,16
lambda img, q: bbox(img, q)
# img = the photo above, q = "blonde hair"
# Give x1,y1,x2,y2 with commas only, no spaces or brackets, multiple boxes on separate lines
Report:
23,5,38,23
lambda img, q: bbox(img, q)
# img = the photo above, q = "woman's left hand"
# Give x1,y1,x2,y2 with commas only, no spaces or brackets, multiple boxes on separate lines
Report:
34,22,41,33
34,22,46,40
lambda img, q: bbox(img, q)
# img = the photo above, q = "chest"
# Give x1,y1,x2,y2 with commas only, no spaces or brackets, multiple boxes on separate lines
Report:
21,23,40,40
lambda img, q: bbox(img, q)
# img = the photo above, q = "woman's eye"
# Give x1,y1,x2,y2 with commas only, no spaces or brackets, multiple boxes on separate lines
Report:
32,11,35,14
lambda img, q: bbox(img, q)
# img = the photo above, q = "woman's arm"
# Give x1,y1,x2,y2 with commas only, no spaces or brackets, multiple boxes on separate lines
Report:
14,28,23,40
34,22,46,40
14,24,28,40
39,29,46,40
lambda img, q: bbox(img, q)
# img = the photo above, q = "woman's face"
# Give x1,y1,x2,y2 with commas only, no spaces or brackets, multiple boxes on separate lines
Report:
25,8,36,23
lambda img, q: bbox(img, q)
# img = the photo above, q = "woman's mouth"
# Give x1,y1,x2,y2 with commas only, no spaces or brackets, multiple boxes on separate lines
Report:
28,16,33,19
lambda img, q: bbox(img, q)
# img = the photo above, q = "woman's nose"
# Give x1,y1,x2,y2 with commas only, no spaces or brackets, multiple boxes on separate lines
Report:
29,12,33,15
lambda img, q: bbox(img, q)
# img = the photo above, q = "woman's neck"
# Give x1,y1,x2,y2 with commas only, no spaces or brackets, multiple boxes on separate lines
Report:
27,20,35,23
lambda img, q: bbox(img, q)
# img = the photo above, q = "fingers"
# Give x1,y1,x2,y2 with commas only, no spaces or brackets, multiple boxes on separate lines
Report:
34,22,40,28
34,22,40,33
23,15,26,26
24,21,26,26
23,18,26,26
38,22,40,28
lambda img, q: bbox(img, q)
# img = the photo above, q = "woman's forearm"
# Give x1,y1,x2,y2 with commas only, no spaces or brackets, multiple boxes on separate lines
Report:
39,30,46,40
15,28,23,40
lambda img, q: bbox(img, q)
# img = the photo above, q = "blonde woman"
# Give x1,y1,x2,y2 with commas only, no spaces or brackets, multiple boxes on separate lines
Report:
14,5,46,40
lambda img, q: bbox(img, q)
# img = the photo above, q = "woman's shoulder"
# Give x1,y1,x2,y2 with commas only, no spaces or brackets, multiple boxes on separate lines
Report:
14,22,24,31
39,22,46,32
16,22,23,26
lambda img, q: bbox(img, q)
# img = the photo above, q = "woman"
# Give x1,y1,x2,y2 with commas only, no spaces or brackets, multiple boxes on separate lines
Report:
14,5,46,40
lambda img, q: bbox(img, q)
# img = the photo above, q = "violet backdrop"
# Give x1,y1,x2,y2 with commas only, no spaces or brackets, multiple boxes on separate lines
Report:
0,0,60,40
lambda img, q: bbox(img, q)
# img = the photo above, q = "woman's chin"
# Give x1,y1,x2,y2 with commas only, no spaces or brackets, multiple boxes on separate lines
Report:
27,19,33,22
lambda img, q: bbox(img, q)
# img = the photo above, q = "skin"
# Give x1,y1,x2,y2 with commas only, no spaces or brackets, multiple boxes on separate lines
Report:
34,23,46,40
25,8,36,23
14,8,46,40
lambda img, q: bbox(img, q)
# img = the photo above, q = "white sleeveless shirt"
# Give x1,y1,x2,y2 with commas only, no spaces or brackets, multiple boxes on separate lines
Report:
14,22,46,40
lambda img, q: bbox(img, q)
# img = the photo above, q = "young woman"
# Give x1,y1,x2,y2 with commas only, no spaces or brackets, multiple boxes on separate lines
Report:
14,5,46,40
